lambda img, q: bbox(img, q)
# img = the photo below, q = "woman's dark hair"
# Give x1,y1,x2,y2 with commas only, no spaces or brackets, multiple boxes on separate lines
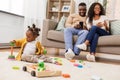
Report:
87,2,105,24
27,24,40,36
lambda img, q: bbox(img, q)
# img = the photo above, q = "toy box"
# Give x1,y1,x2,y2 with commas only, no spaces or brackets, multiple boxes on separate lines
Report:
23,63,62,77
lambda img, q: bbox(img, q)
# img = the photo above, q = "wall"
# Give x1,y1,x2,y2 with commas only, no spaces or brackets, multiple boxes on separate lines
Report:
0,10,24,44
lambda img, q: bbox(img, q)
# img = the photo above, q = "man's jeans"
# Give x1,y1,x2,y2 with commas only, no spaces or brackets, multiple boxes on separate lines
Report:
64,27,88,55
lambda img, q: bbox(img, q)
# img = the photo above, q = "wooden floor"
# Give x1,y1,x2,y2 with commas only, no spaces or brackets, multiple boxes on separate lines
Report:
0,47,120,65
0,48,20,52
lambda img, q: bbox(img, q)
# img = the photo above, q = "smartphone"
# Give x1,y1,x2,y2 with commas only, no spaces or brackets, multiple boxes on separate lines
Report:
79,22,83,29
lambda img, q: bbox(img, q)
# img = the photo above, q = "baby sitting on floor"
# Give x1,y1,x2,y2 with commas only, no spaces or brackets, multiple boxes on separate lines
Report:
11,24,55,63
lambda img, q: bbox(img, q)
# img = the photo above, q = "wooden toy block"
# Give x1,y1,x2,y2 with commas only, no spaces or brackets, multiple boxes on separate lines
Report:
8,42,15,60
23,63,62,77
69,59,76,62
62,74,70,78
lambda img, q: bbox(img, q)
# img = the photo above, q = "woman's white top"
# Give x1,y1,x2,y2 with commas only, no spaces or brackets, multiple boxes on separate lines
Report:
86,15,109,30
23,40,36,55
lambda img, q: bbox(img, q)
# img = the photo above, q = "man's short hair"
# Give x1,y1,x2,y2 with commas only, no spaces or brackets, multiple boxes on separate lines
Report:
79,2,86,6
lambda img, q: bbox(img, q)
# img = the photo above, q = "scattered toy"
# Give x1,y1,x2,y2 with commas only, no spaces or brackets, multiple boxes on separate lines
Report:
79,60,85,65
54,57,62,65
79,60,83,63
37,61,45,71
12,66,20,70
8,42,15,60
74,63,83,68
62,73,70,78
69,59,76,62
23,62,62,77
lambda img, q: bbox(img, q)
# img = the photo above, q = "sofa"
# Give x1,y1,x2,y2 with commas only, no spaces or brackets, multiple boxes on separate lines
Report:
41,19,120,61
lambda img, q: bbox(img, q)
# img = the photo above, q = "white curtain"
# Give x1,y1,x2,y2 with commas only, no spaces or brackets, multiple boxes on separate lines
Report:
0,0,24,15
106,0,120,20
114,0,120,19
106,0,116,20
23,0,47,40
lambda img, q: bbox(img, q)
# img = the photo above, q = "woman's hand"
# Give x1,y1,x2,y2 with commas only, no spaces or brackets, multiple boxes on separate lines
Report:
96,22,104,27
104,21,107,26
104,20,109,31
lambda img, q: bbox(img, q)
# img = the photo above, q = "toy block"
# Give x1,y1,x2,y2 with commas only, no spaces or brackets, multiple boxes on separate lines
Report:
62,74,70,78
8,42,15,60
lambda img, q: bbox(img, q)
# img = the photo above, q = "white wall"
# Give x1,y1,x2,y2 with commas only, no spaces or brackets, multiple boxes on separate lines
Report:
0,10,24,43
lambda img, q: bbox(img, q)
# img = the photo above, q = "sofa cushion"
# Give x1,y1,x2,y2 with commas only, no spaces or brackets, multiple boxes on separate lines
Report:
98,35,120,46
55,16,67,31
47,30,64,42
47,31,120,46
47,30,78,43
110,20,120,35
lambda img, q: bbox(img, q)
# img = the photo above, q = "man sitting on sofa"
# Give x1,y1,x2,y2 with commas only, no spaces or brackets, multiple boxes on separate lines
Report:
64,2,88,60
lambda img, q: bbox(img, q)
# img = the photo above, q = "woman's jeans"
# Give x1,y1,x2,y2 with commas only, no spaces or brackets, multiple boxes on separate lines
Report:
86,26,110,53
64,27,88,55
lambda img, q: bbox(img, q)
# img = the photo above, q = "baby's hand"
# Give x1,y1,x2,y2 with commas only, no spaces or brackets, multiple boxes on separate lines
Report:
10,40,16,44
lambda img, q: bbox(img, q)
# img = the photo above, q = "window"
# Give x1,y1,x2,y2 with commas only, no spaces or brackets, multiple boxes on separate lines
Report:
0,0,24,15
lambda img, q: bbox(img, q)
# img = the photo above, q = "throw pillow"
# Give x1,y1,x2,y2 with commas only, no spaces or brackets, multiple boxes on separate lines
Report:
55,16,67,31
110,20,120,35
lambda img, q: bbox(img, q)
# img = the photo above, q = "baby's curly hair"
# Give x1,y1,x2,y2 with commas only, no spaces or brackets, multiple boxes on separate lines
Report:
27,24,41,36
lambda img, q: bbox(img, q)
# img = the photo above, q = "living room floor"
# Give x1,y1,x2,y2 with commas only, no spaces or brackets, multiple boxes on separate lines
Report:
0,47,120,65
0,48,120,80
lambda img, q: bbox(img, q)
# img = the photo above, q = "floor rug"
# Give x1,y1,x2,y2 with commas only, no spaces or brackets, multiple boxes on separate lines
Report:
0,52,120,80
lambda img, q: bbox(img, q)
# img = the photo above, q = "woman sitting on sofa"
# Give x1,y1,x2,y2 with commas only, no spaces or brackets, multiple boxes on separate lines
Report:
77,2,110,62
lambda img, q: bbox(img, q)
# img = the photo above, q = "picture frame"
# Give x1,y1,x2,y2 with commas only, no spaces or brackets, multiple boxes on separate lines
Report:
61,5,70,12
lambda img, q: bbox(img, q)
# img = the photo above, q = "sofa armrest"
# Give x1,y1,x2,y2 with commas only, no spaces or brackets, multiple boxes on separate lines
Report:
41,19,58,45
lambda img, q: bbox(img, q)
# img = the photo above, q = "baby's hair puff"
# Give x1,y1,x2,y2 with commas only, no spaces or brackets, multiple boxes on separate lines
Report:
27,24,41,36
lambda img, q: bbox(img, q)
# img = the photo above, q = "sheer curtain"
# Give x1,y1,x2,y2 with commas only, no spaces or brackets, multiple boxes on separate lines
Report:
106,0,115,20
23,0,47,40
106,0,120,20
114,0,120,19
0,0,24,15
